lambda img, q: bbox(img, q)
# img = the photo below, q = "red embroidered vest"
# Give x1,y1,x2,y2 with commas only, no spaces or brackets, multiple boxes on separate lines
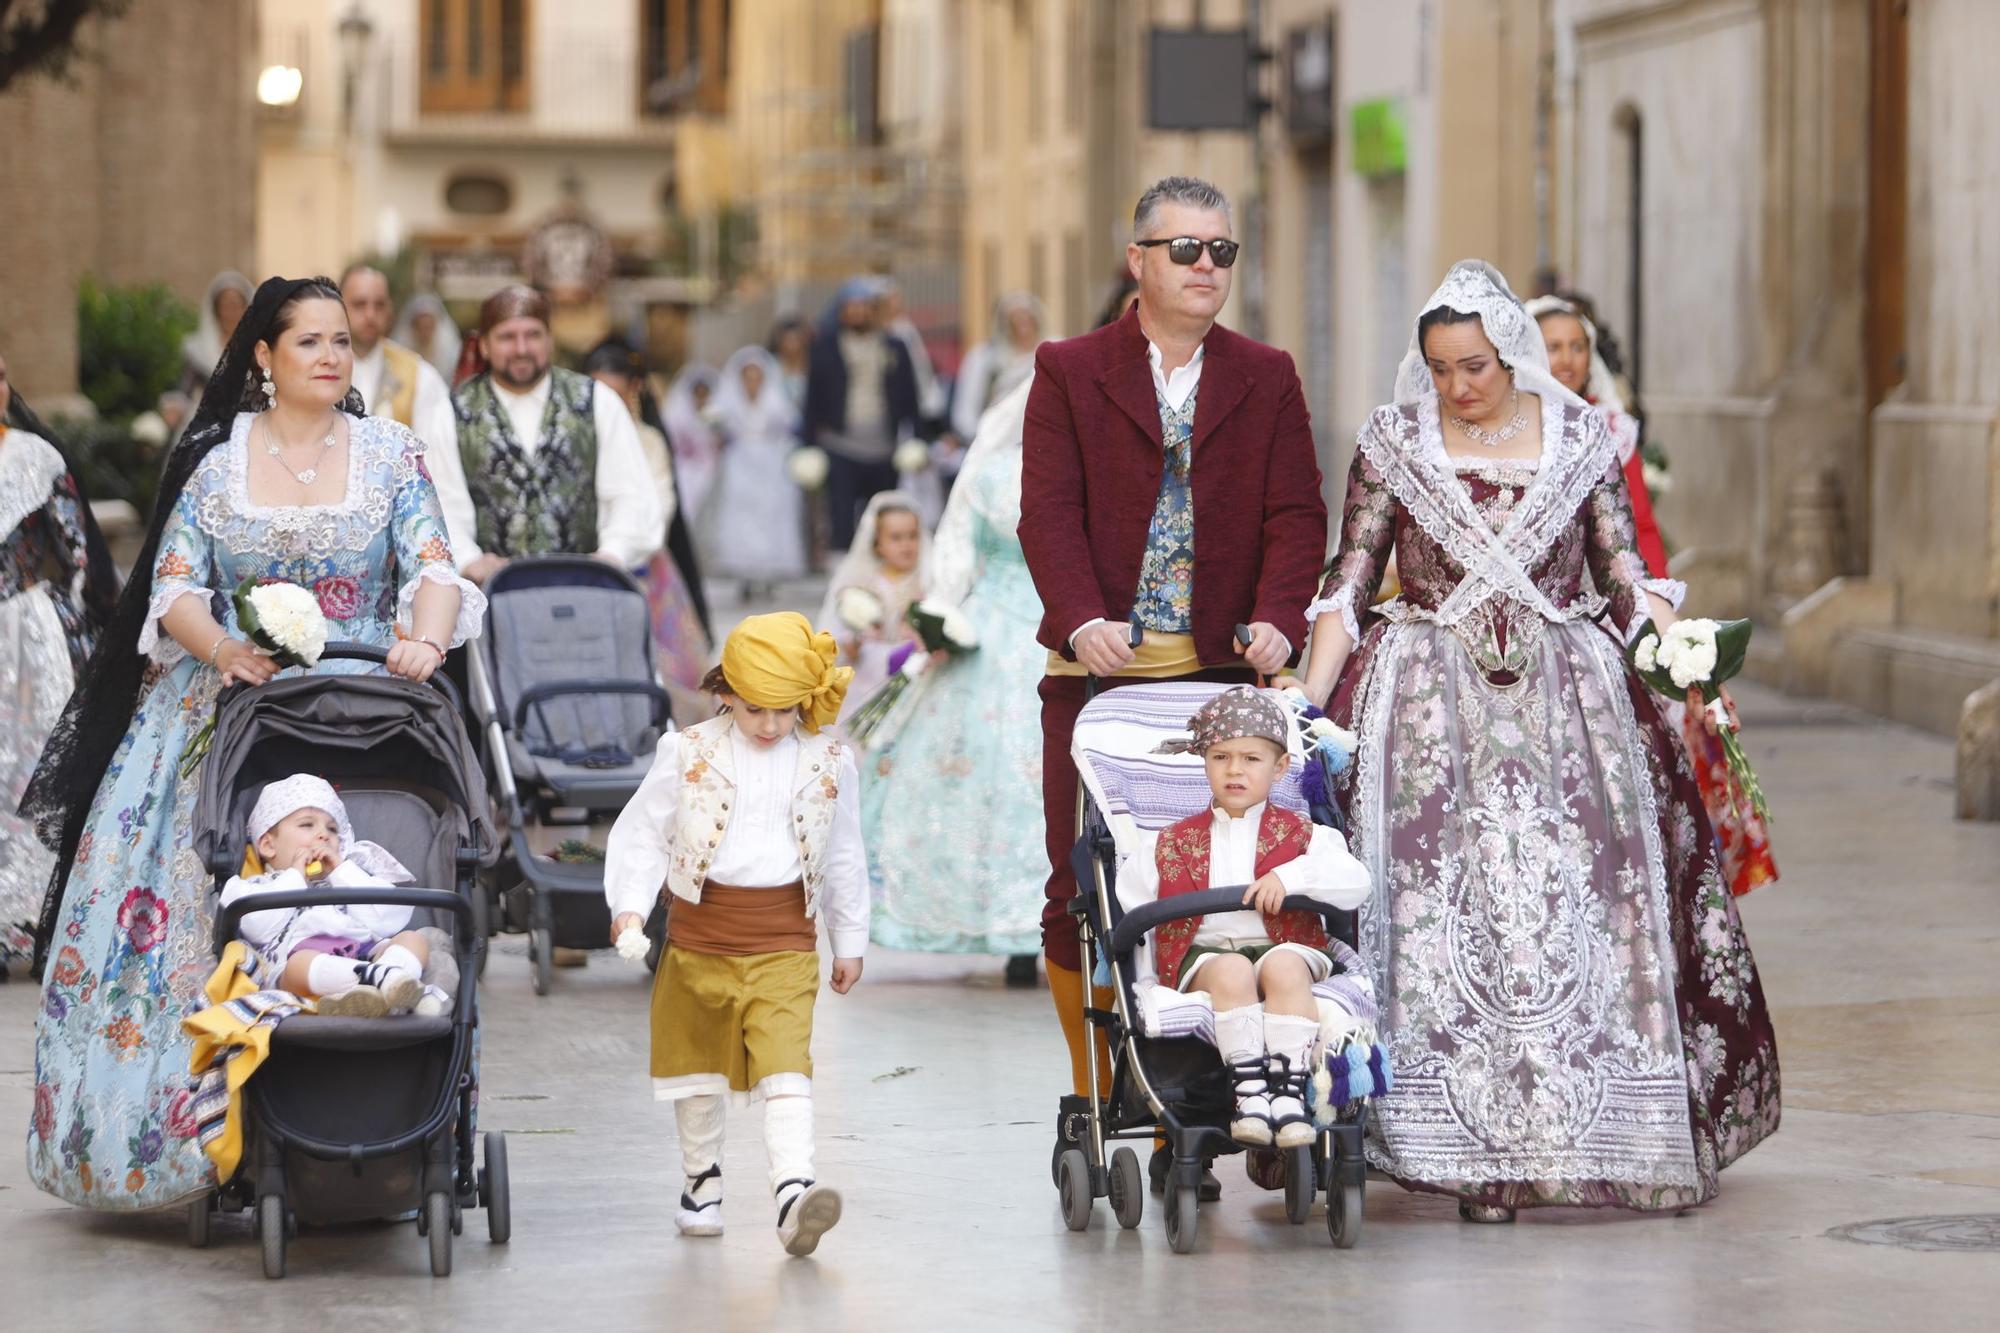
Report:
1150,805,1326,990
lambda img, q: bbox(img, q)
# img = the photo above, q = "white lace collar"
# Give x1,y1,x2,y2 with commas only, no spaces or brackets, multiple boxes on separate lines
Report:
0,429,67,542
224,411,372,515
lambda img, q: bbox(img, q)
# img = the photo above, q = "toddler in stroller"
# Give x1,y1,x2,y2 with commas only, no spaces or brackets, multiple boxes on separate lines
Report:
1116,687,1370,1150
220,775,445,1018
1056,679,1388,1252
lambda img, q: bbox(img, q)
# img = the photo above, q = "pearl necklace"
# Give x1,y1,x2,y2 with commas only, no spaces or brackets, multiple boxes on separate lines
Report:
1449,386,1530,448
263,413,339,485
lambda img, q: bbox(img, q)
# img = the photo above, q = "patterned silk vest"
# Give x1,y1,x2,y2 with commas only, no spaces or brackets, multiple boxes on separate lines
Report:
1131,383,1198,633
376,339,423,427
663,716,846,920
1151,804,1326,991
453,367,600,557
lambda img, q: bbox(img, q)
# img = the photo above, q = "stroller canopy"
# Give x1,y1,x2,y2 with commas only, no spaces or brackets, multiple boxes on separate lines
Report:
193,671,497,882
1071,681,1309,858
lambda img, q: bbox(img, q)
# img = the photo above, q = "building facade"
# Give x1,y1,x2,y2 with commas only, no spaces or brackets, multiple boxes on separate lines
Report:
0,3,258,403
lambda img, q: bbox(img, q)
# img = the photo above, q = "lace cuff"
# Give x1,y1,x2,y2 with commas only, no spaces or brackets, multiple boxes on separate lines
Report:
137,580,210,665
396,564,487,648
1627,576,1690,641
1304,587,1362,646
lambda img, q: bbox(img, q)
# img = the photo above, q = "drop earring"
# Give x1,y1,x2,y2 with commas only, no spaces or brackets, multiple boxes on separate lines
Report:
261,367,277,405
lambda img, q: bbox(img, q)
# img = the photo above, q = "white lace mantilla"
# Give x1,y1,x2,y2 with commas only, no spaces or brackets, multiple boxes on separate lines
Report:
0,431,67,546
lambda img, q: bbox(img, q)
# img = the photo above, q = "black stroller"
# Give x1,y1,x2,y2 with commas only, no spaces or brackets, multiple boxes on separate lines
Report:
1052,679,1380,1254
188,644,506,1278
467,556,674,994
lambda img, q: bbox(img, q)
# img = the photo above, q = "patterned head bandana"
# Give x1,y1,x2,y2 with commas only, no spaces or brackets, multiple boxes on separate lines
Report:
478,283,551,334
247,774,411,881
720,611,855,734
1155,686,1291,756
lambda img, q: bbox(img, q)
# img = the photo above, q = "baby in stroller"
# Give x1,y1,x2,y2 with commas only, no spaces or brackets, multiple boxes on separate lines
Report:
219,775,445,1018
1116,687,1370,1150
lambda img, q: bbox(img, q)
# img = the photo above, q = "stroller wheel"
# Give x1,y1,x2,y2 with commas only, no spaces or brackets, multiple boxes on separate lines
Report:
187,1194,212,1248
1108,1147,1144,1230
482,1131,512,1243
1283,1146,1315,1224
1328,1179,1364,1249
426,1191,454,1276
1057,1148,1093,1232
258,1194,287,1280
529,927,552,996
1163,1181,1199,1255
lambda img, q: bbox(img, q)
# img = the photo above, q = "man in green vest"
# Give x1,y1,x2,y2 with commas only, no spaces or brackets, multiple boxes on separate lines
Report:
427,284,664,586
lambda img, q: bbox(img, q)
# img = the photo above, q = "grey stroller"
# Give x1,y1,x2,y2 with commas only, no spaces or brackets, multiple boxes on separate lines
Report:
189,644,505,1278
468,555,674,994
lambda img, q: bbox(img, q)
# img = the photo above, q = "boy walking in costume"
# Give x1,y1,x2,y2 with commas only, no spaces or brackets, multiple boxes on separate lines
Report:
606,612,867,1257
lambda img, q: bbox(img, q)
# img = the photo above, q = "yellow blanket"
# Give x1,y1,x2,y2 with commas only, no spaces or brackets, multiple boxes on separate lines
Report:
183,942,305,1179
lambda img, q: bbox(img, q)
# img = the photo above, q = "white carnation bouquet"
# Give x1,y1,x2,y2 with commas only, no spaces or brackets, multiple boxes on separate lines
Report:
892,438,932,476
235,578,329,667
834,585,887,635
845,598,979,747
786,446,830,491
1630,617,1770,822
180,578,329,777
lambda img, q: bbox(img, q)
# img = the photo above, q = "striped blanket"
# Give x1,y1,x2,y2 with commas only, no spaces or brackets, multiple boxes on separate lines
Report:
183,942,306,1179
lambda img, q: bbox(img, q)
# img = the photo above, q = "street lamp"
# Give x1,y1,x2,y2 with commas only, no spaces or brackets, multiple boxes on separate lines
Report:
338,3,375,132
257,64,304,108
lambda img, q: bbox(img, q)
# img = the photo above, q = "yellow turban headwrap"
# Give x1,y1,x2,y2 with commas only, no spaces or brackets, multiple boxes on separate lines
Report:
719,611,854,734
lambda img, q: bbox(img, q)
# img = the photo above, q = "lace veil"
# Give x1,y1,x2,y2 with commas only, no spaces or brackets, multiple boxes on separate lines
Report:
2,392,121,625
20,275,363,974
1392,260,1583,413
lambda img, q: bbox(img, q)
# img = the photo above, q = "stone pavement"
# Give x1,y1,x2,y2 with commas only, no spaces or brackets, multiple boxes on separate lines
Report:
3,681,1997,1332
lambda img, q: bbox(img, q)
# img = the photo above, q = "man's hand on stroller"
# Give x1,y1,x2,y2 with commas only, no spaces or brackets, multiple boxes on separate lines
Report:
1243,871,1288,915
830,957,863,994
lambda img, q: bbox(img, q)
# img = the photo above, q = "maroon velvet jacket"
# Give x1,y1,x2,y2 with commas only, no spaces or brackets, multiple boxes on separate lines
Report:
1018,308,1327,664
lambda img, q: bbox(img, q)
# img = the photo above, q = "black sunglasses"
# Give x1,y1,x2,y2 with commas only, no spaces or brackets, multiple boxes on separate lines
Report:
1135,236,1241,268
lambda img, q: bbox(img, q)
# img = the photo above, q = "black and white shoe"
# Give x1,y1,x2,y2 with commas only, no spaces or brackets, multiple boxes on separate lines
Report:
675,1164,723,1237
775,1178,841,1256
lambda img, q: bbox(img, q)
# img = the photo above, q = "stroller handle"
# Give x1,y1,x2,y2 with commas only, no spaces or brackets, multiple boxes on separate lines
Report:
317,641,463,714
512,679,674,735
1107,885,1351,957
214,886,473,957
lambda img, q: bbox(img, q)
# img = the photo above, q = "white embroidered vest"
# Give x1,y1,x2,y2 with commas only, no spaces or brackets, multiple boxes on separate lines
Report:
664,715,845,918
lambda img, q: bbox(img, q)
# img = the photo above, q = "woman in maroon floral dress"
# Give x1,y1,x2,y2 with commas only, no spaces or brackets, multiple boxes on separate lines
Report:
1295,262,1778,1221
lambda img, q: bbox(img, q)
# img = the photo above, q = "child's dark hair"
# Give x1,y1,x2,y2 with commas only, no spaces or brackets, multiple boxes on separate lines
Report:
700,665,733,696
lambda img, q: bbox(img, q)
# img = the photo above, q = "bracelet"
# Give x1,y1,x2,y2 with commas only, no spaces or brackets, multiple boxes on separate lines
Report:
413,636,446,663
207,633,231,668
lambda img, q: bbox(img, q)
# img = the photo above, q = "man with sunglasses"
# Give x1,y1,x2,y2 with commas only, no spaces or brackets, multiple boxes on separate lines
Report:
1019,176,1328,1192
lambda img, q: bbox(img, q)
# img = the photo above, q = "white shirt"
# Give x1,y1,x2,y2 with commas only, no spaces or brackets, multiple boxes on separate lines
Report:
1147,340,1205,413
352,343,474,559
603,728,871,958
423,372,665,571
1115,802,1371,949
220,860,413,961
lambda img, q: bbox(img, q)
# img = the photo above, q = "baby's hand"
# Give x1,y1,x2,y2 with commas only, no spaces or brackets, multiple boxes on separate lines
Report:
1243,872,1288,915
830,957,863,994
290,844,339,877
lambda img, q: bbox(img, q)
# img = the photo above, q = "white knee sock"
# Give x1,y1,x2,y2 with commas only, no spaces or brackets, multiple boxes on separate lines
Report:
674,1095,726,1220
763,1094,816,1202
372,943,423,980
1263,1012,1320,1079
1215,1003,1267,1093
306,953,362,997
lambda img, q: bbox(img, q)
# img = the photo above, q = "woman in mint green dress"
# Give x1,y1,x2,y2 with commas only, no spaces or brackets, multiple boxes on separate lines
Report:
22,278,485,1211
861,378,1046,970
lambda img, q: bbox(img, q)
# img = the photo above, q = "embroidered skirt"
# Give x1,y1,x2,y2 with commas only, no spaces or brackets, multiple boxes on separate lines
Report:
648,883,819,1103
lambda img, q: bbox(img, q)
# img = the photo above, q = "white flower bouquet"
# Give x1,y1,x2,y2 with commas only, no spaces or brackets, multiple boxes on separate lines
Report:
234,578,329,667
615,926,651,964
1630,617,1770,822
892,438,932,475
834,585,887,635
786,446,830,491
181,579,329,777
845,599,979,748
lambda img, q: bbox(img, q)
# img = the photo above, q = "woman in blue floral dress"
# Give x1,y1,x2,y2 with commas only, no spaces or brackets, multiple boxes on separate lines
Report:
860,378,1048,967
21,278,485,1211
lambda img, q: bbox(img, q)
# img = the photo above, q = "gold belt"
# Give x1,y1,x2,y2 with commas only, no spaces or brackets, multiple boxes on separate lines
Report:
1044,630,1202,679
